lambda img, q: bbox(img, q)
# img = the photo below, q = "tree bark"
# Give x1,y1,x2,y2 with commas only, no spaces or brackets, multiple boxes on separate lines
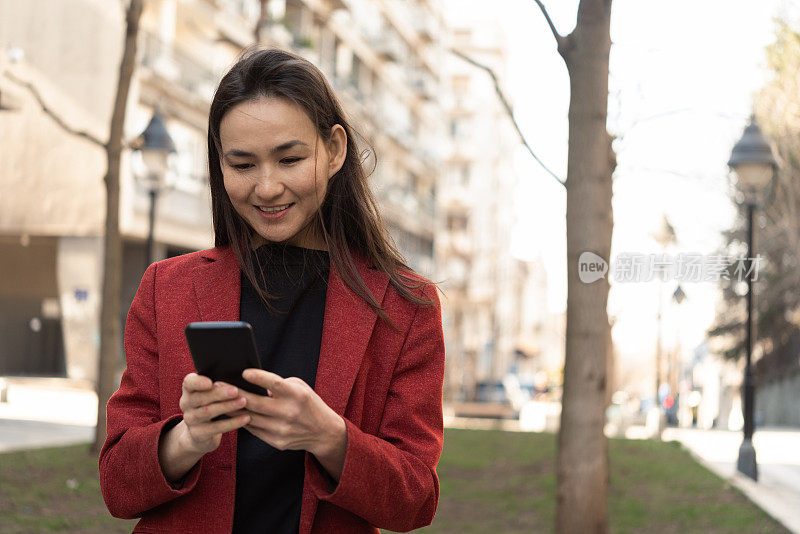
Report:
255,0,269,44
92,0,143,454
555,0,614,532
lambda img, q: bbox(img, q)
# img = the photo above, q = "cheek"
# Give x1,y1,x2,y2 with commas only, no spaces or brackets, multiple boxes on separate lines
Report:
293,163,328,198
222,173,245,203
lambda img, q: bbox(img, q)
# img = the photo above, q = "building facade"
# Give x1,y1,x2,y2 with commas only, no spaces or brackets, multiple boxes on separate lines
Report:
0,0,445,382
437,13,557,401
1,0,555,401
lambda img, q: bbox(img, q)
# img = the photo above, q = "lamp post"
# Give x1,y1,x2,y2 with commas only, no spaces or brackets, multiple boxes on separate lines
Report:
727,117,777,481
651,215,676,436
133,110,176,270
668,284,687,414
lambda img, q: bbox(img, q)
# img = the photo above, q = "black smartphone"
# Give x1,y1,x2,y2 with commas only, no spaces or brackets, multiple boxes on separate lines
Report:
184,321,267,397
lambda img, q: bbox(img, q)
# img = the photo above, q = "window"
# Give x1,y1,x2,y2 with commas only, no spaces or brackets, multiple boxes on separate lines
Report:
459,164,470,186
447,214,468,232
452,75,470,95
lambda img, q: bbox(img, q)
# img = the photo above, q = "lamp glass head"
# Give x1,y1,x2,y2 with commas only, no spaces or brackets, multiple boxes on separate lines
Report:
732,162,773,202
141,148,170,181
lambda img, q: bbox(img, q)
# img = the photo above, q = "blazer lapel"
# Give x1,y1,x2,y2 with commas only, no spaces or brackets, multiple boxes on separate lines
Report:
191,246,389,416
315,256,389,416
192,247,241,323
190,247,242,473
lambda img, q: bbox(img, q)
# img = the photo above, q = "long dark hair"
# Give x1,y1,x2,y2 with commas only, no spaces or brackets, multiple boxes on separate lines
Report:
208,48,433,324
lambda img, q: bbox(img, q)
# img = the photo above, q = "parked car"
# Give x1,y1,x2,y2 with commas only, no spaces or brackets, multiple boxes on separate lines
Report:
451,380,517,419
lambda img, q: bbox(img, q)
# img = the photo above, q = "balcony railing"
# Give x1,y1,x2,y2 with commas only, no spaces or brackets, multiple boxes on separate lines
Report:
371,32,405,63
410,10,436,42
377,184,435,221
219,0,260,21
140,31,219,101
410,69,437,101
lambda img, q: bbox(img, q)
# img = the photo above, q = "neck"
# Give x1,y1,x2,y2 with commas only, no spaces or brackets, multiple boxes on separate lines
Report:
249,231,328,252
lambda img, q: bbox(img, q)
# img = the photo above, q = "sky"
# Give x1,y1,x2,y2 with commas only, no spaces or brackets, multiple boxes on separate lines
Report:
444,0,800,392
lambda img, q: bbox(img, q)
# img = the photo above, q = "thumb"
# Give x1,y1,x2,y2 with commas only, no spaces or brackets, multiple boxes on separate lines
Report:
242,368,284,396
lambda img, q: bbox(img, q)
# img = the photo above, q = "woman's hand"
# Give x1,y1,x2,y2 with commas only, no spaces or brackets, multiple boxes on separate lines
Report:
158,373,250,485
234,369,348,481
177,373,251,454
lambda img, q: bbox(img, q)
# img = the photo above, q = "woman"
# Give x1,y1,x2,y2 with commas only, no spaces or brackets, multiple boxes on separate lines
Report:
99,48,445,534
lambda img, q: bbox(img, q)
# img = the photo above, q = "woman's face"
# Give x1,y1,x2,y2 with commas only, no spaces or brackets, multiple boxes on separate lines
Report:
219,96,346,250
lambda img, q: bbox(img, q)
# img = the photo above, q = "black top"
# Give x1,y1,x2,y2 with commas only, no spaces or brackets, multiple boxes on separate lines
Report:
233,243,330,534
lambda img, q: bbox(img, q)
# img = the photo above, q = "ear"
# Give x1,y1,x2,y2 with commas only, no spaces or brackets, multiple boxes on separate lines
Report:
326,124,347,180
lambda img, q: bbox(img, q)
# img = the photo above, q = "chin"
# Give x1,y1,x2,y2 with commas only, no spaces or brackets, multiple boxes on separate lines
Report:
246,216,317,248
260,226,306,242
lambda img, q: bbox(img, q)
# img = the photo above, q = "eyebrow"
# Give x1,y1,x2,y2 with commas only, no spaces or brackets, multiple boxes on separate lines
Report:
223,140,309,158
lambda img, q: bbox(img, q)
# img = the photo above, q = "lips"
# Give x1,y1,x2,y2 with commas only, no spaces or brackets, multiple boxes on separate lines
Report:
256,203,293,214
254,202,294,221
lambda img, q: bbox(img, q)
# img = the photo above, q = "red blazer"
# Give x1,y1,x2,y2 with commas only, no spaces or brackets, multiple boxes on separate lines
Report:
99,246,445,533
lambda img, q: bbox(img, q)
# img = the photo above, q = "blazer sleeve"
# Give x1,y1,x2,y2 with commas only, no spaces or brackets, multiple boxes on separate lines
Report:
98,262,203,519
304,283,445,532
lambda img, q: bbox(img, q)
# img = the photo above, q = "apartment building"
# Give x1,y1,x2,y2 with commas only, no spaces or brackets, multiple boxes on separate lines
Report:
0,0,445,381
437,14,556,401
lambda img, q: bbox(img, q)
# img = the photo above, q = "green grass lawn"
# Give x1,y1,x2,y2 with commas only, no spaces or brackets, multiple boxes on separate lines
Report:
0,444,135,533
418,429,787,534
0,429,788,533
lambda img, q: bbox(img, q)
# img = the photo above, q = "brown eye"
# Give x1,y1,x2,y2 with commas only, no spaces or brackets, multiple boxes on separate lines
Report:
280,157,302,165
232,163,254,170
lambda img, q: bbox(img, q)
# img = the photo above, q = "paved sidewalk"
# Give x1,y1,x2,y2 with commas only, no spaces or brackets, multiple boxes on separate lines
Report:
0,378,97,453
0,419,93,452
664,427,800,534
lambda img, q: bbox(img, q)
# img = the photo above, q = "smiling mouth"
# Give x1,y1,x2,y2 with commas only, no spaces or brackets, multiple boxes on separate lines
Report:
256,203,294,214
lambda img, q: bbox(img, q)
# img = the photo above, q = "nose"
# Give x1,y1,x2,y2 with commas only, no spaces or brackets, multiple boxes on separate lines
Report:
252,168,285,199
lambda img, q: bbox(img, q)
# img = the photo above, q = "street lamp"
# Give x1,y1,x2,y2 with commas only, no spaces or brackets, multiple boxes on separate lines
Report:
727,117,777,481
132,110,176,270
651,215,676,437
672,285,686,305
668,284,687,413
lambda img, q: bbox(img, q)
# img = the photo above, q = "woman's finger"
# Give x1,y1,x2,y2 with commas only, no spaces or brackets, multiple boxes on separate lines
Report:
184,396,246,425
184,384,240,411
241,411,289,437
226,408,249,418
236,388,279,414
192,413,251,440
242,369,285,395
182,373,213,393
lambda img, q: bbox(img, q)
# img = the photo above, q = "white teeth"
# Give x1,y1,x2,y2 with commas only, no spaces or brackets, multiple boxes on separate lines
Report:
258,203,292,214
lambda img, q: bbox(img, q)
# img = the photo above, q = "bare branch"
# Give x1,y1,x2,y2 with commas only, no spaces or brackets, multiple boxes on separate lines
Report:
2,70,105,148
532,0,567,53
616,108,746,142
450,48,565,187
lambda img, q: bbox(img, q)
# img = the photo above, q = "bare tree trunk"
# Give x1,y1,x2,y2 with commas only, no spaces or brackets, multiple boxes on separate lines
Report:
606,316,616,408
534,1,614,531
92,0,143,454
558,2,614,532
